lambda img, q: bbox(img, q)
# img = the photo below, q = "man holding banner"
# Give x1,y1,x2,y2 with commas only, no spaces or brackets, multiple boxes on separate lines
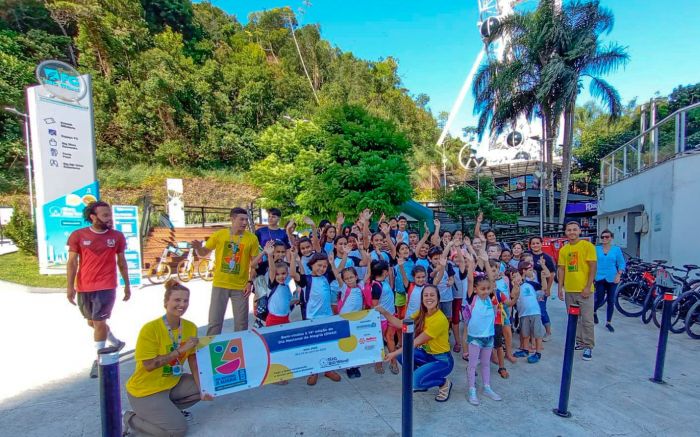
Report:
66,201,131,378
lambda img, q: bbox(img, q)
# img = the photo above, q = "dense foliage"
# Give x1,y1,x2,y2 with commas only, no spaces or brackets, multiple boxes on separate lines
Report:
439,178,517,225
0,0,449,208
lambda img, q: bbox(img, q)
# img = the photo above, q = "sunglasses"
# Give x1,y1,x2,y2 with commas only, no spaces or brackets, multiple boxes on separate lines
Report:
600,235,611,239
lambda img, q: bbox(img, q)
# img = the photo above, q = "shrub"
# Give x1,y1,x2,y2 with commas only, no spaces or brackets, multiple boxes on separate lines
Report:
4,203,37,255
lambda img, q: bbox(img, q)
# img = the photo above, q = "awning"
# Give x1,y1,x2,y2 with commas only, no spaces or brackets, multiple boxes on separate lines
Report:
595,204,644,219
566,201,597,215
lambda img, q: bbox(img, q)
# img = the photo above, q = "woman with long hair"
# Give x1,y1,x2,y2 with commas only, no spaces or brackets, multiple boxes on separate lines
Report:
378,285,454,402
594,229,626,332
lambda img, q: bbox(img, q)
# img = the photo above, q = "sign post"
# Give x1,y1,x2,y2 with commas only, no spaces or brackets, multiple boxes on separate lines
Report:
112,205,142,287
27,61,97,274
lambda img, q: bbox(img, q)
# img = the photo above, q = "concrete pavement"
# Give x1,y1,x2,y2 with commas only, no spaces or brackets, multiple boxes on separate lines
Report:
1,278,699,436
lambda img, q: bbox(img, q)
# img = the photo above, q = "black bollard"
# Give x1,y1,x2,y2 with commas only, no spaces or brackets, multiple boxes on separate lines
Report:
553,303,579,418
401,318,414,437
650,292,674,384
98,346,122,437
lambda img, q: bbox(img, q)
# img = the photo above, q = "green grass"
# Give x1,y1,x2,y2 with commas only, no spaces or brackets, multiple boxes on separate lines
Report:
98,164,249,190
0,252,67,288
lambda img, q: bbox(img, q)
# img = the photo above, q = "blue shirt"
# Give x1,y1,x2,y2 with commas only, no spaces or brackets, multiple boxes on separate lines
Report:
595,245,626,282
255,227,289,249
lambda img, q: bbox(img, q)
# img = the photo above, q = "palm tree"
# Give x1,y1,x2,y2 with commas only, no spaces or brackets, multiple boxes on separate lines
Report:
472,0,628,225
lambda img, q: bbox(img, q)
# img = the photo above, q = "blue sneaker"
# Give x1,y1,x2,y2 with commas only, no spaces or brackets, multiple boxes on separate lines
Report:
527,352,541,364
514,349,529,358
582,348,592,361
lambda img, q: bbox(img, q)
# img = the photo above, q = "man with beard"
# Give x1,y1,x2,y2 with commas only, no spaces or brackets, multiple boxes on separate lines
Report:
67,201,131,378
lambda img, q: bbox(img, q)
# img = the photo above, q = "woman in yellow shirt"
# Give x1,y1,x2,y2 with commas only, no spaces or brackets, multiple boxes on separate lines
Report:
124,280,212,436
378,285,454,402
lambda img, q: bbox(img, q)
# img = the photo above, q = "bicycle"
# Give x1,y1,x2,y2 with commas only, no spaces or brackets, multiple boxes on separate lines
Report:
614,259,663,318
650,264,700,332
176,243,197,282
685,298,700,339
198,251,215,281
146,242,183,284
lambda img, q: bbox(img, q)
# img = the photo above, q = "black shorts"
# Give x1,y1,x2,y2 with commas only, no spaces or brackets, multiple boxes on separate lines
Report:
494,324,504,349
78,289,116,321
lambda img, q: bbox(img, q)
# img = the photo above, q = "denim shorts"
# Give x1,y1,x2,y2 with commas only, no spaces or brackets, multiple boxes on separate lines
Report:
467,335,494,348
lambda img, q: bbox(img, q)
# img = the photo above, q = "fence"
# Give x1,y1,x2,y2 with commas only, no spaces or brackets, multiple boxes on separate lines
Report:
600,102,700,187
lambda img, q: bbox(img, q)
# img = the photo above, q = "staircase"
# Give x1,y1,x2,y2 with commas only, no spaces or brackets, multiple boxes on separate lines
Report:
142,226,225,271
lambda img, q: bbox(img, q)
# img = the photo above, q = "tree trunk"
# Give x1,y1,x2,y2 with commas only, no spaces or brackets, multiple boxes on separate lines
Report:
543,114,556,230
558,100,576,225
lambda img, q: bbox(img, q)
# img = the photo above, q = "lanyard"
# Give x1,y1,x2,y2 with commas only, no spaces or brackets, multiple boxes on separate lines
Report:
162,315,182,349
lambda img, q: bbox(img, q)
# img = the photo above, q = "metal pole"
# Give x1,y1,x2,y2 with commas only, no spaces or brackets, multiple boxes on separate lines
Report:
650,292,674,384
401,319,414,437
539,138,544,237
98,346,122,437
553,303,579,418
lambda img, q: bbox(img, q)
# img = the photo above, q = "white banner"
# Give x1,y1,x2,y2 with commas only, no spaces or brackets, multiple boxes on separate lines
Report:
196,310,383,397
166,178,185,227
27,75,97,274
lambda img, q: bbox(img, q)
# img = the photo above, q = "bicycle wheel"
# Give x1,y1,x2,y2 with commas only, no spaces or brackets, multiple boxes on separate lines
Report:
615,282,648,317
177,260,193,282
670,292,699,334
147,263,171,284
651,295,664,328
685,300,700,339
198,260,213,281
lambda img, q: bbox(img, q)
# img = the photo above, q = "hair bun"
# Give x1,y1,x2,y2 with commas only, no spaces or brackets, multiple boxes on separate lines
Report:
164,278,180,290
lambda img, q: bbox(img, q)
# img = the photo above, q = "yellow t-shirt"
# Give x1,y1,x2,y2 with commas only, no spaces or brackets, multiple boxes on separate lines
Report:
205,229,260,290
126,317,198,398
558,240,597,292
412,309,450,354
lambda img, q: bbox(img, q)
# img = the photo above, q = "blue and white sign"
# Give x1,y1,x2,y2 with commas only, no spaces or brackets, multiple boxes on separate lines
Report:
27,71,97,274
112,205,142,287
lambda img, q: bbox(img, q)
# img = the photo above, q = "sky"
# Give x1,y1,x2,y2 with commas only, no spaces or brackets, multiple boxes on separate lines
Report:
203,0,700,137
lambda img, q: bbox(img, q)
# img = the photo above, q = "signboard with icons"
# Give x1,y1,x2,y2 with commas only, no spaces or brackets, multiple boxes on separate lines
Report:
112,205,142,287
27,67,97,274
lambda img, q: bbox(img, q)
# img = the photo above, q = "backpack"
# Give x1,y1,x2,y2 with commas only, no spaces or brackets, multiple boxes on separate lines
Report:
254,281,279,324
361,280,380,310
462,290,502,325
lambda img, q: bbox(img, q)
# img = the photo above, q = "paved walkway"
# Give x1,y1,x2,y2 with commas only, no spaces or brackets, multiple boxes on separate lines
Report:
1,279,699,436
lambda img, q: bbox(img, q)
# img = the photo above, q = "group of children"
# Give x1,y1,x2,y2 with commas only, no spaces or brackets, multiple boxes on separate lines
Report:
250,209,557,404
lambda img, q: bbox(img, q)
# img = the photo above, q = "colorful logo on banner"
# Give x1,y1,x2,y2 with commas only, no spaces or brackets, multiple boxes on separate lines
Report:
36,60,88,102
209,338,248,391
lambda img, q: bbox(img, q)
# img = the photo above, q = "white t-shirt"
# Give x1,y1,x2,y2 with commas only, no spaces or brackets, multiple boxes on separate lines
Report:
268,282,292,317
406,284,425,317
339,286,364,314
468,296,496,338
517,282,541,317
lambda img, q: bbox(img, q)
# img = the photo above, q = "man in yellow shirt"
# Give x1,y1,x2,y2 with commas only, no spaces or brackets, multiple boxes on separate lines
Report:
557,221,597,361
193,207,261,334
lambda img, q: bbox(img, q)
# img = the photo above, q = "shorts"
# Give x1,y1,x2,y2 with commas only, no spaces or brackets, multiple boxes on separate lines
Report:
494,324,504,349
439,301,453,319
77,289,116,321
520,314,545,339
266,313,290,327
451,298,462,324
395,304,407,319
381,319,389,334
468,335,494,348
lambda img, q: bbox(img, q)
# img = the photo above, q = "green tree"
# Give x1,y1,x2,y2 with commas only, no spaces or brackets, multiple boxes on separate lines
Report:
439,178,517,225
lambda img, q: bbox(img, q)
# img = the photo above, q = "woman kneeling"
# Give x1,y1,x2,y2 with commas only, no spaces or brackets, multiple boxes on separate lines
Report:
378,285,454,402
124,279,212,436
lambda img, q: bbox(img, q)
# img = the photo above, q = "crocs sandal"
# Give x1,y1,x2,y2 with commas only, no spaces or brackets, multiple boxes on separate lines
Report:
498,367,509,379
390,362,400,375
435,379,452,402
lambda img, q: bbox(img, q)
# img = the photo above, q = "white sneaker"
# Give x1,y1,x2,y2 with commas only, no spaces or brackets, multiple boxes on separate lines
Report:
122,410,133,436
483,386,502,401
468,387,480,406
543,333,551,342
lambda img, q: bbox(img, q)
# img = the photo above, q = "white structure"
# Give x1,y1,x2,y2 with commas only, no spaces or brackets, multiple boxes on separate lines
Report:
598,102,700,267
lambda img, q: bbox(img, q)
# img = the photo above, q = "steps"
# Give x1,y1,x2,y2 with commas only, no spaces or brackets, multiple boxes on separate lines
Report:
142,226,225,271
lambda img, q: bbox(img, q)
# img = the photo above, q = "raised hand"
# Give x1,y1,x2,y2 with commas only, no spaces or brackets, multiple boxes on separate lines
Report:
433,218,440,228
264,240,275,256
511,272,523,286
286,220,296,233
477,211,483,222
303,216,315,226
423,221,430,233
336,211,345,226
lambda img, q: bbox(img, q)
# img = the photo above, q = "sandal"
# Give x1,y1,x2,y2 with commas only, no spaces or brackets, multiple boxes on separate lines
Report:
374,363,385,374
498,367,509,379
462,352,469,362
453,343,461,353
390,362,400,375
435,379,452,402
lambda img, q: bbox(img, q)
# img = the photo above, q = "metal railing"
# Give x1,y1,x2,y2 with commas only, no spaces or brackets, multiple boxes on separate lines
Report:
600,102,700,187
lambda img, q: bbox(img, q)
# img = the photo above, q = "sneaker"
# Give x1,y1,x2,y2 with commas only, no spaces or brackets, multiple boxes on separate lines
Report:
468,387,480,406
346,368,355,379
482,386,502,401
306,374,319,385
181,410,193,423
89,360,99,379
606,323,615,333
527,352,541,364
514,349,529,358
324,371,341,382
122,410,133,436
574,343,584,351
113,340,126,352
354,367,362,378
594,313,599,324
582,348,592,361
543,333,551,342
